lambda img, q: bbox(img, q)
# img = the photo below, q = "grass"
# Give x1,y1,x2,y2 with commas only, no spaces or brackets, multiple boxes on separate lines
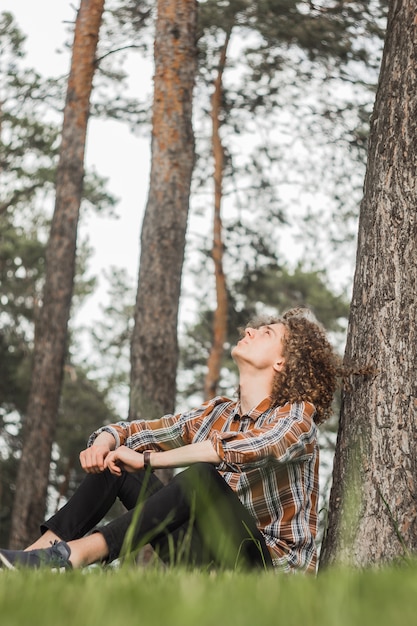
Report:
1,563,417,626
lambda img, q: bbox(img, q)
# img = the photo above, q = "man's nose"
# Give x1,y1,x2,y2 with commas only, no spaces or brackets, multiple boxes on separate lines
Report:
245,327,256,338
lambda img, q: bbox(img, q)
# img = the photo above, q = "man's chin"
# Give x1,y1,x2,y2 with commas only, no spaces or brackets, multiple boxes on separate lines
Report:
231,344,245,362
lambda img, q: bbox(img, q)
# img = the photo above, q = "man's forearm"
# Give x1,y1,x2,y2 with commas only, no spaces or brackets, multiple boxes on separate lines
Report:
147,440,221,470
93,431,116,450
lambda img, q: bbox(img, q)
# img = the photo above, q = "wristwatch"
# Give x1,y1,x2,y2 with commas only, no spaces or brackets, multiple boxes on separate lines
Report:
143,450,153,471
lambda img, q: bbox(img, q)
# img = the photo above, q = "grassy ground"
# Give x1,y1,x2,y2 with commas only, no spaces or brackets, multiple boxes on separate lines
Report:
1,564,417,626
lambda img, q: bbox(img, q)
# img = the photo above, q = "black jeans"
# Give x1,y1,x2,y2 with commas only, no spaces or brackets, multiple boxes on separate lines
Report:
42,462,272,569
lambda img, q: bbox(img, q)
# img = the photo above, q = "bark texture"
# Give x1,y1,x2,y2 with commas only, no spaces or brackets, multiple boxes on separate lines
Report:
9,0,104,547
320,0,417,567
204,31,231,401
129,0,197,422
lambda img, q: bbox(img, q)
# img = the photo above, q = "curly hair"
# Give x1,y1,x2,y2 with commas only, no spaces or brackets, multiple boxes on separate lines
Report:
246,308,341,425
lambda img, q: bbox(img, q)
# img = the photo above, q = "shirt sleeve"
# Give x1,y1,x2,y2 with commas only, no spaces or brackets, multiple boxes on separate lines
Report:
209,402,317,468
87,412,190,451
86,401,218,451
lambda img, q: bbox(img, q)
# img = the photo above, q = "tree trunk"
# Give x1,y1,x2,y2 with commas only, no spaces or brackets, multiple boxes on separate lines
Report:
204,30,231,401
129,0,197,425
9,0,104,548
320,0,417,568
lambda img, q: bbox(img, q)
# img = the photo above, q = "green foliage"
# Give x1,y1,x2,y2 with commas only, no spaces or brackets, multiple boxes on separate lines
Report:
0,365,118,546
88,0,154,126
1,10,118,218
0,12,61,214
235,263,349,332
197,0,388,98
100,0,154,54
190,0,387,305
0,211,45,330
84,267,135,397
0,328,32,415
50,367,118,504
1,565,417,626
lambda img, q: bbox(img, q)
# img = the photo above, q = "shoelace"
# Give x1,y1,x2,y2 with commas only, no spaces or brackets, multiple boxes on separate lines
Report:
45,540,71,567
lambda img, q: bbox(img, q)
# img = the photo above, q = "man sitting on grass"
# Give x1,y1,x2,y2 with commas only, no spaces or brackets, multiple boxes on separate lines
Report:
0,308,339,573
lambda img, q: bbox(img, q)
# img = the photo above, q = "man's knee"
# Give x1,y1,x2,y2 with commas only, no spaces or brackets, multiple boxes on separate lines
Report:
180,462,221,487
175,462,231,503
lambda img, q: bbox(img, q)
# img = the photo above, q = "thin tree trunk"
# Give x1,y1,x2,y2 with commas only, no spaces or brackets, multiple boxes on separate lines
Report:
204,30,232,401
9,0,105,548
129,0,197,425
320,0,417,567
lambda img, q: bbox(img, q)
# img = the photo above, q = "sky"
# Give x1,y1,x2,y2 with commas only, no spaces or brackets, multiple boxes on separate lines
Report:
3,0,153,325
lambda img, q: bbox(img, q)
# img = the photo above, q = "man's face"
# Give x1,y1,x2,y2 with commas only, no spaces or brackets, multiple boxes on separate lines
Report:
231,323,286,373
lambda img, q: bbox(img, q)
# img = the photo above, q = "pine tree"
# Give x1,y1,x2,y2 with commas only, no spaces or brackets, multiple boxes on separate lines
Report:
9,0,106,548
129,0,198,424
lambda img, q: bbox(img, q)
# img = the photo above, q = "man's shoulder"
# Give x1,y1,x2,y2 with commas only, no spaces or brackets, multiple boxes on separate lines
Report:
274,400,316,420
203,395,234,406
196,396,235,417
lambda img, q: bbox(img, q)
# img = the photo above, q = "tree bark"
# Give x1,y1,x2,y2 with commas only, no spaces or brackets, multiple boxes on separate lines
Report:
129,0,197,424
320,0,417,568
204,30,232,401
9,0,104,548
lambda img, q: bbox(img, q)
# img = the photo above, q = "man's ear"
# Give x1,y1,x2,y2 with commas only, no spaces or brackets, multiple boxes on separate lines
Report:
273,359,285,373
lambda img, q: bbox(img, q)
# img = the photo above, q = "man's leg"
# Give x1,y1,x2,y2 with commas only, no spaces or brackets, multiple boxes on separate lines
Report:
39,469,163,544
1,464,272,570
98,463,272,569
0,469,164,568
174,462,273,569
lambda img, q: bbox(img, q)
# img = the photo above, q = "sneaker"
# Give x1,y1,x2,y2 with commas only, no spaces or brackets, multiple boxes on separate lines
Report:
0,540,72,570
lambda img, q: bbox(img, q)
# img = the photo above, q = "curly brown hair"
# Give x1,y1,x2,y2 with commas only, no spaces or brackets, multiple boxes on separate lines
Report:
246,308,341,425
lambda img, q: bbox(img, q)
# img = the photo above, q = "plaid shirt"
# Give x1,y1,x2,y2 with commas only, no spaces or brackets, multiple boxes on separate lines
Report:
89,396,319,573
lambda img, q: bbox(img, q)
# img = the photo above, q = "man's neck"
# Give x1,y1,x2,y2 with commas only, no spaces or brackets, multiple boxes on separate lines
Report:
238,370,273,415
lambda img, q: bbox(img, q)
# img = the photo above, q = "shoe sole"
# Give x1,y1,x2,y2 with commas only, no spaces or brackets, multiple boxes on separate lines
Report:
0,552,15,570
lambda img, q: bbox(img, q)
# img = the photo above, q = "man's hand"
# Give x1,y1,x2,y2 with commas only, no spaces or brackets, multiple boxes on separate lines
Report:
79,432,115,473
104,446,144,476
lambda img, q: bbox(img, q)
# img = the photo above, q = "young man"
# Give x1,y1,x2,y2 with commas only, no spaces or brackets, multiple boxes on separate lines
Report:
0,308,338,573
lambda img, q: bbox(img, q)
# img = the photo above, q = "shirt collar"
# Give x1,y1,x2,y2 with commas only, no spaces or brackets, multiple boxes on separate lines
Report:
234,396,272,421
